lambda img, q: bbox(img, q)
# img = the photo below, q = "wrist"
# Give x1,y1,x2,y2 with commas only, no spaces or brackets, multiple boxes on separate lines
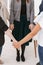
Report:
18,41,22,46
33,22,36,25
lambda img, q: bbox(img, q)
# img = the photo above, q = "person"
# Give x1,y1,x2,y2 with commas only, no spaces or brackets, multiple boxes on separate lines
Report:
0,0,17,64
13,11,43,65
9,0,34,62
36,0,43,65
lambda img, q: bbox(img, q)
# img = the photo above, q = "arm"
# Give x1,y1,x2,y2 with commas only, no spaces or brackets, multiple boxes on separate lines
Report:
30,0,34,23
19,24,41,45
0,17,17,42
9,0,14,30
5,29,17,42
14,23,41,48
29,0,34,30
4,7,10,21
2,0,9,23
29,16,37,30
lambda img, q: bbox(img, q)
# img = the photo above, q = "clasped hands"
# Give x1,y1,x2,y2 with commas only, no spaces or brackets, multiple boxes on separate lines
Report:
9,23,35,49
13,41,21,49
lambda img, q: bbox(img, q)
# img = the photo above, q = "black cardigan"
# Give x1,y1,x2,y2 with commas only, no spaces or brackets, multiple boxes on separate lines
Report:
0,17,8,46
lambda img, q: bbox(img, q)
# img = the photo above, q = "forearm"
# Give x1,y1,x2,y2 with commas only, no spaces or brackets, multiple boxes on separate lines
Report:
5,29,16,42
18,24,41,45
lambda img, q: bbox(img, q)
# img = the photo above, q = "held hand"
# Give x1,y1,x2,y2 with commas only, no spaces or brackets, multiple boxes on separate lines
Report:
9,24,14,30
29,24,35,31
13,42,21,49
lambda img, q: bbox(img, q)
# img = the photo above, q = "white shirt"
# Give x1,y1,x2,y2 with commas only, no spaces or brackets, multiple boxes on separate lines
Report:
7,0,11,14
0,2,6,23
0,0,9,26
34,12,43,47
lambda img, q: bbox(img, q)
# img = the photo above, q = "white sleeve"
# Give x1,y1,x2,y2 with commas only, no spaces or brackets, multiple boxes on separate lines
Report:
34,12,43,28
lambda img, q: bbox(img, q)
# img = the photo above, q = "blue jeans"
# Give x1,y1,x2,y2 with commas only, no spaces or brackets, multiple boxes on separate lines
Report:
38,45,43,65
0,46,2,55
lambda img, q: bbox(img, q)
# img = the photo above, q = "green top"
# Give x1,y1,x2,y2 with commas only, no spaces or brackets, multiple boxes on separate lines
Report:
21,0,26,15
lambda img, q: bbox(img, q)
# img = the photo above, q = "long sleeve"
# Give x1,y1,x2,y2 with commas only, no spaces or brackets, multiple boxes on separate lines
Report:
4,7,9,21
9,0,15,24
30,0,34,23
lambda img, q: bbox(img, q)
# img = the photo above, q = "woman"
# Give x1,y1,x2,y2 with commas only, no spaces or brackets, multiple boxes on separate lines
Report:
0,0,17,64
10,0,34,62
14,4,43,65
13,0,43,65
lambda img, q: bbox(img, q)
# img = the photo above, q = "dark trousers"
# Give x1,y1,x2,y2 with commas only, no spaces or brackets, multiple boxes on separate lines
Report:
16,44,25,56
38,45,43,65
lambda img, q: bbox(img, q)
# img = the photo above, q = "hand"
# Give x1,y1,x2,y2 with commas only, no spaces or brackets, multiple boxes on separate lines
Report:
9,24,14,30
29,24,35,31
13,42,21,49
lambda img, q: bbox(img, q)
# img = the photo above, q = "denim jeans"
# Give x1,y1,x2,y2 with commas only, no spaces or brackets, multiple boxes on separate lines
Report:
38,45,43,65
0,46,2,55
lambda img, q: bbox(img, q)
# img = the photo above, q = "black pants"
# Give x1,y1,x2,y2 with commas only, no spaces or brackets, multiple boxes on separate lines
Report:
16,44,25,56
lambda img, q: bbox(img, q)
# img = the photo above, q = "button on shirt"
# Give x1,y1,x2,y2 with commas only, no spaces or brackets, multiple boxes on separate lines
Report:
34,12,43,47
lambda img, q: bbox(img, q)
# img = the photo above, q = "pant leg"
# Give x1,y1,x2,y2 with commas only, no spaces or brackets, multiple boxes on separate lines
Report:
0,46,2,55
38,45,43,65
21,45,25,56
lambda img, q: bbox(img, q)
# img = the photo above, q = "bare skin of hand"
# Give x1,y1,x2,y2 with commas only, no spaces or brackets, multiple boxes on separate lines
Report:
9,24,14,30
29,24,35,31
13,42,21,49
